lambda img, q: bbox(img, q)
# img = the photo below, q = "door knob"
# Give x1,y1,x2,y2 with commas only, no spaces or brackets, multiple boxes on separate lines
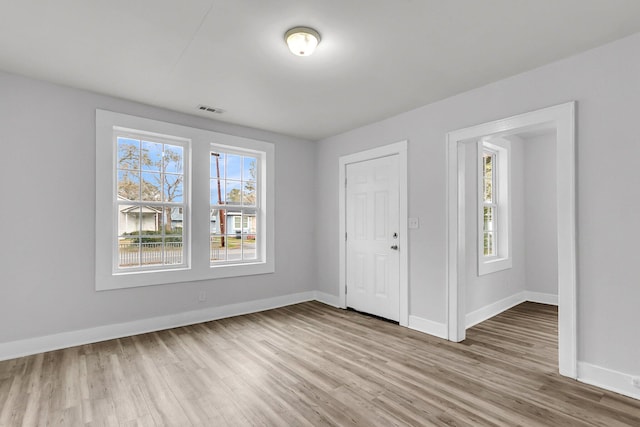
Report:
390,245,398,250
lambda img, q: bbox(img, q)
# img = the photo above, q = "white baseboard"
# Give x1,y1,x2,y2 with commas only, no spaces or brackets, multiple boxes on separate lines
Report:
524,291,558,306
466,291,526,328
408,315,448,340
314,291,342,308
0,291,316,362
578,361,640,400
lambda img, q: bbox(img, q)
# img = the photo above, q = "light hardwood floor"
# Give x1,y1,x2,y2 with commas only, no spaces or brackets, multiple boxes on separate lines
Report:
1,302,639,426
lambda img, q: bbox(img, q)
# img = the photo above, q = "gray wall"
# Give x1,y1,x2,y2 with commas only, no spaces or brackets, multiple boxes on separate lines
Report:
524,133,558,296
316,32,640,374
0,71,317,343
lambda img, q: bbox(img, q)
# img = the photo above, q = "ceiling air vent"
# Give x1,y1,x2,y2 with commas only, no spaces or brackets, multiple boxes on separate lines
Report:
197,105,224,114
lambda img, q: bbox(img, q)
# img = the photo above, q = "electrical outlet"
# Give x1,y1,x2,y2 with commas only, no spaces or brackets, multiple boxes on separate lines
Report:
632,377,640,388
198,291,207,302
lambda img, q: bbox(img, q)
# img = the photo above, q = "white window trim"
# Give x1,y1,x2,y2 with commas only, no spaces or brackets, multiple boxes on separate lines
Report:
96,110,275,291
477,138,512,275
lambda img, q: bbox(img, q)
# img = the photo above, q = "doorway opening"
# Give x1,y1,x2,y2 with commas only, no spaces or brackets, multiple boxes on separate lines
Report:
446,102,577,378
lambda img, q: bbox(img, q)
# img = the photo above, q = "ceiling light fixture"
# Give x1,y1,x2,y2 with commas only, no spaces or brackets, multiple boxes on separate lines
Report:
284,26,321,56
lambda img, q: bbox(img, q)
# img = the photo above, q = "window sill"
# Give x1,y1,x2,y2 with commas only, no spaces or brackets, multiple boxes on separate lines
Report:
97,261,274,291
478,257,512,276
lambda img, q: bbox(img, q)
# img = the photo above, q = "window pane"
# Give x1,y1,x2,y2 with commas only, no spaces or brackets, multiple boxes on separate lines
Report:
164,174,183,202
483,206,495,231
226,211,241,235
218,208,230,235
142,140,162,172
226,181,242,205
210,179,225,205
165,237,183,265
484,232,495,256
167,207,184,234
118,205,140,236
163,144,183,174
210,152,225,179
210,235,226,262
141,172,162,201
226,154,242,180
227,234,242,261
243,157,257,181
210,208,223,234
117,138,140,170
483,153,493,203
140,206,162,234
243,209,257,234
243,235,257,260
118,171,140,201
243,181,256,206
141,240,163,267
118,237,140,268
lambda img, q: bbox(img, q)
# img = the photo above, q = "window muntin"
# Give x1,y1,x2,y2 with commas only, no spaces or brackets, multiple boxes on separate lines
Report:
210,148,260,264
115,134,187,272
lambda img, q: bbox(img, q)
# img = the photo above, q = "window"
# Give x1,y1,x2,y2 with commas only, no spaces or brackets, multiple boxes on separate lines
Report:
210,148,259,264
482,148,497,257
478,138,511,275
115,133,188,272
96,110,275,290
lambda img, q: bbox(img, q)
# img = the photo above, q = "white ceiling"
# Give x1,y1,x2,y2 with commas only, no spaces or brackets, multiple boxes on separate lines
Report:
2,1,640,141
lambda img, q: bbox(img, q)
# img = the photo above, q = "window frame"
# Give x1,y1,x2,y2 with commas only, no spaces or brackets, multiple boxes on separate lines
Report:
96,110,275,291
477,138,512,276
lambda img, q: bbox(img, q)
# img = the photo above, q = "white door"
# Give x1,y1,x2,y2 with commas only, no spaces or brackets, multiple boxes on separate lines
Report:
346,154,400,321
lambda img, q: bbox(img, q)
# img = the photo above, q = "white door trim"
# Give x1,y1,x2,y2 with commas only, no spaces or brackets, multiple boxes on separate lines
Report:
446,102,577,378
339,141,409,327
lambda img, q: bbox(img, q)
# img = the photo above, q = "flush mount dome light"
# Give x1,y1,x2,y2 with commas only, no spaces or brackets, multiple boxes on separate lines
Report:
284,26,321,56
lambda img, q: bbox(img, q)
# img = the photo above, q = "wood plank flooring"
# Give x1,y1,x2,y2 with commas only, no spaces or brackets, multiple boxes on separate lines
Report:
1,301,639,426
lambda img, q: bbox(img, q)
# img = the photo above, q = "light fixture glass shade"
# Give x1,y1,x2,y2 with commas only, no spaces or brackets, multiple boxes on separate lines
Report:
285,27,320,56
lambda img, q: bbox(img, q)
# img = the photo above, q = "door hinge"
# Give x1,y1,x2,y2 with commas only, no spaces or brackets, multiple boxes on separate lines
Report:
345,177,347,187
345,285,348,295
345,232,347,241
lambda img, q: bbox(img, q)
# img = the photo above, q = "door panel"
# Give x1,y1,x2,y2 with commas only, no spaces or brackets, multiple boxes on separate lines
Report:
374,254,388,296
346,154,400,321
374,191,388,240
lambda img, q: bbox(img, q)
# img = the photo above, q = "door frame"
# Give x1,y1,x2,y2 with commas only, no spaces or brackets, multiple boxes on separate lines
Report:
339,141,409,326
446,102,577,378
